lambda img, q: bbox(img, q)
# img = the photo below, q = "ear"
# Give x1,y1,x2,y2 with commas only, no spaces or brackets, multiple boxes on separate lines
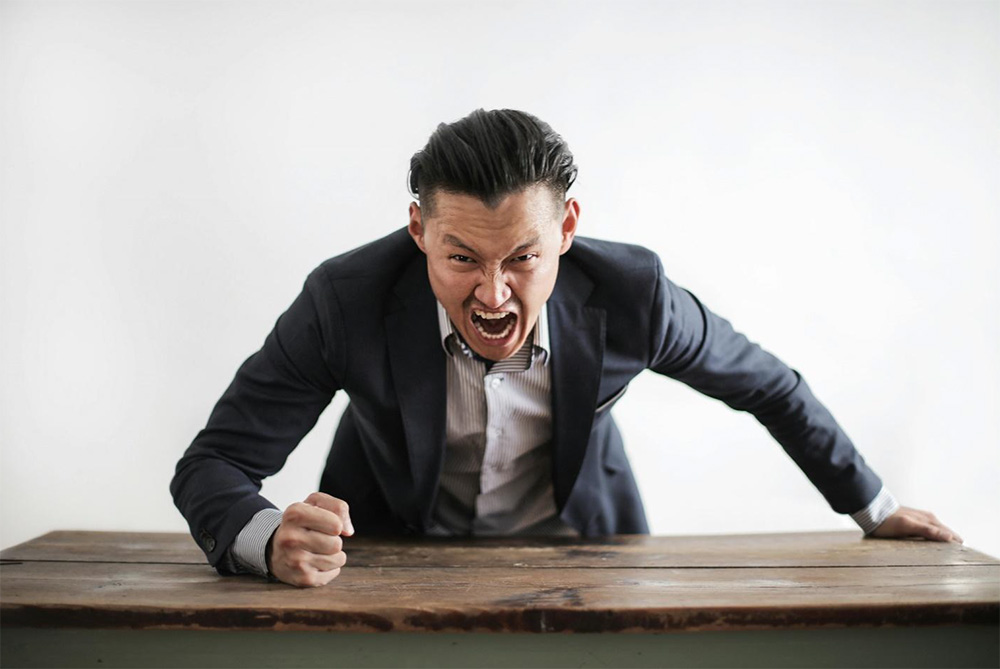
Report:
558,197,580,255
407,202,427,254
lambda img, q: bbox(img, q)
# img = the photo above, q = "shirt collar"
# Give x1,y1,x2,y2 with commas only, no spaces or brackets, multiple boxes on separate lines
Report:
436,301,550,366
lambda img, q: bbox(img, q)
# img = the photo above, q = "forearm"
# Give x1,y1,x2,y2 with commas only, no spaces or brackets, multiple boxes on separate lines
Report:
752,369,884,514
170,450,280,568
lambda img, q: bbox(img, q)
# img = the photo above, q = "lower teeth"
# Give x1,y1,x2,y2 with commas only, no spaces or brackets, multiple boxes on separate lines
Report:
474,319,514,340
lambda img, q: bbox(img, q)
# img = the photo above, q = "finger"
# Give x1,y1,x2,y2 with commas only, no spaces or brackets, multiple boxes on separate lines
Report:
909,510,962,543
913,522,957,543
272,543,346,576
294,567,342,589
929,521,963,544
287,529,344,557
305,492,354,536
309,567,342,587
308,549,347,572
281,547,346,575
285,502,344,536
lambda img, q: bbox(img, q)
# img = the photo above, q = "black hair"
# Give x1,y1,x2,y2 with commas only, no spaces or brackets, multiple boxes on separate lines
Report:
408,108,578,218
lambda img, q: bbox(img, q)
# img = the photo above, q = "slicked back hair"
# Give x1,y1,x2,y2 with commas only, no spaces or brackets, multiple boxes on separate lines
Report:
408,108,578,220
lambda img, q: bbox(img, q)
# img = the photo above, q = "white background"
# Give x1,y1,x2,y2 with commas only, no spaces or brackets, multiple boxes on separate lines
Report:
2,0,997,559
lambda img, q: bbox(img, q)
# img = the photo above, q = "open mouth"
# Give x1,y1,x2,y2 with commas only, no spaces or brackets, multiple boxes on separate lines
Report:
471,309,517,341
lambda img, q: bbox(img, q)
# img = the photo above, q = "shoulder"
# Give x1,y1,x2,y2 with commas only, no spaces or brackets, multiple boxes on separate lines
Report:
563,235,661,277
561,236,663,297
556,236,669,371
303,227,421,296
314,227,418,280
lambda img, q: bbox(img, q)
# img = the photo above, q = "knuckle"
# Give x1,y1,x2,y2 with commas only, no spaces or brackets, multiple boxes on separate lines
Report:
274,534,295,552
284,503,306,522
311,492,336,507
331,536,343,552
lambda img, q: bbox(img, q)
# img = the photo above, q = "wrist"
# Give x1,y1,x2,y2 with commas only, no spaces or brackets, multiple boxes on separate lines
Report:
265,532,281,583
266,533,275,573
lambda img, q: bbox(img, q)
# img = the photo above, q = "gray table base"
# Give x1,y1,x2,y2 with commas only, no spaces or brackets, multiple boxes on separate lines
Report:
3,625,998,668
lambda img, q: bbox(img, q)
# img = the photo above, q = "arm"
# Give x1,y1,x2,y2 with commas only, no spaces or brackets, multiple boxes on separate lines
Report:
646,258,961,541
170,265,348,573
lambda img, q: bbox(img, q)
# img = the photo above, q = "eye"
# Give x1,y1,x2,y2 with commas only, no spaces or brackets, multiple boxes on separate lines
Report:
514,254,537,262
449,254,475,263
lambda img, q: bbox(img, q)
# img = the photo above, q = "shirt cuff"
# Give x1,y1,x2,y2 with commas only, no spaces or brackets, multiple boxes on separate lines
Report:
850,486,900,535
231,508,284,577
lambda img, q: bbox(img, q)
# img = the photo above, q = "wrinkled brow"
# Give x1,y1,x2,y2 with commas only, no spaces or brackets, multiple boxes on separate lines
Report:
443,234,541,258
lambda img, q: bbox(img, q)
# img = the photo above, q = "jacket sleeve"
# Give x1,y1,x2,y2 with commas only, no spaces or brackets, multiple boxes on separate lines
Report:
170,266,344,572
646,256,883,514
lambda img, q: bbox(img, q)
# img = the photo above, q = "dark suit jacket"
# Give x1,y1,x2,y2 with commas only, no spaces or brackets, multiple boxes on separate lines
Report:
171,228,883,570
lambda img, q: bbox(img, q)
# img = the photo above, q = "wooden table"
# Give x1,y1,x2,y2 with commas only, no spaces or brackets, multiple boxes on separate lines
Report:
1,530,998,667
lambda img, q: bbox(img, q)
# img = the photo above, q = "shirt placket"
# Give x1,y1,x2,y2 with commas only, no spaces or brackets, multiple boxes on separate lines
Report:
480,369,508,497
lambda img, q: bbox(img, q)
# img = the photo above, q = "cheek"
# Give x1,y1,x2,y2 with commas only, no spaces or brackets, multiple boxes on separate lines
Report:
428,264,475,302
519,264,559,292
513,262,558,301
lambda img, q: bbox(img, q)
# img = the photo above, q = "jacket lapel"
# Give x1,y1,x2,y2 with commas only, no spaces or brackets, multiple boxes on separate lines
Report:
384,255,447,530
548,260,606,509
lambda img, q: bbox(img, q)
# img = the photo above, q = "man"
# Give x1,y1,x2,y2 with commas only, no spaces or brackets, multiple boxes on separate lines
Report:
171,108,962,588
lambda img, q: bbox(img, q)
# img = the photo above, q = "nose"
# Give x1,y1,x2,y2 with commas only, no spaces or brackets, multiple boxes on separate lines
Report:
475,270,511,309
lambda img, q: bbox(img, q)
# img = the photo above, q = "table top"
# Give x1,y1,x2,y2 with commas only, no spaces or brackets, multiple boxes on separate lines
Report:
2,530,997,633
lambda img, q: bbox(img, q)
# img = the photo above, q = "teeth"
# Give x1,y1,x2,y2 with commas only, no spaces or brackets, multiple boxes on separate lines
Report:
474,309,511,320
474,319,515,340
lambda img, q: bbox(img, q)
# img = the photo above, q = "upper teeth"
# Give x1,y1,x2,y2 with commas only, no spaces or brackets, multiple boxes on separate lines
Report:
474,310,510,320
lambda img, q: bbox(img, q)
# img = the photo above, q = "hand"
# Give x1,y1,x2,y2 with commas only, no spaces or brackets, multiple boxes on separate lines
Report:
266,492,354,587
869,505,963,544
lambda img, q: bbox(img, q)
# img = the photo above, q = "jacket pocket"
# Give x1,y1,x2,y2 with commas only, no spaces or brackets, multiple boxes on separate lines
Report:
594,383,629,415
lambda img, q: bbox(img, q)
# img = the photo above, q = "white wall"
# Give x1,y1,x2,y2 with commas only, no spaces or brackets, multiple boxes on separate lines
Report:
2,0,997,558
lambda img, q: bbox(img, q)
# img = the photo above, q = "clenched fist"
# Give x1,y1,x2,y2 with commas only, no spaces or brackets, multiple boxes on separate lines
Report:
266,492,354,587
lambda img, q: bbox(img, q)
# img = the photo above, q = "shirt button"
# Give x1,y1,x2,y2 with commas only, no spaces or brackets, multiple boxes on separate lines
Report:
490,377,502,389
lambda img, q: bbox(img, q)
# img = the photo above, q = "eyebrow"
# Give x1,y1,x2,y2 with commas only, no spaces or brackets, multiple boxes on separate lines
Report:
443,234,541,257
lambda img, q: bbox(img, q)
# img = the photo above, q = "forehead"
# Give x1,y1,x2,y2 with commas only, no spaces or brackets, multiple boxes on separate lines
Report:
425,186,559,242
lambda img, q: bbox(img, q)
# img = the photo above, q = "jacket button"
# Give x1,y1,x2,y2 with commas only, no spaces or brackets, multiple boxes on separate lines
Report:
199,529,216,552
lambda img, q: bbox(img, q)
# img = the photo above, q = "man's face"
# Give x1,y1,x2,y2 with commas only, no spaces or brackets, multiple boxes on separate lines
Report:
408,184,579,361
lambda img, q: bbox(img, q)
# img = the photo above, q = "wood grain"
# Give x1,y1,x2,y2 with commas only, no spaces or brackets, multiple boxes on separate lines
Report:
2,531,997,633
2,530,996,568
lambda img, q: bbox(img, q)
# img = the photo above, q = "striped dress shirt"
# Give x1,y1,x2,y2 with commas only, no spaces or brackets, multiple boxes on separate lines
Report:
425,301,578,537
